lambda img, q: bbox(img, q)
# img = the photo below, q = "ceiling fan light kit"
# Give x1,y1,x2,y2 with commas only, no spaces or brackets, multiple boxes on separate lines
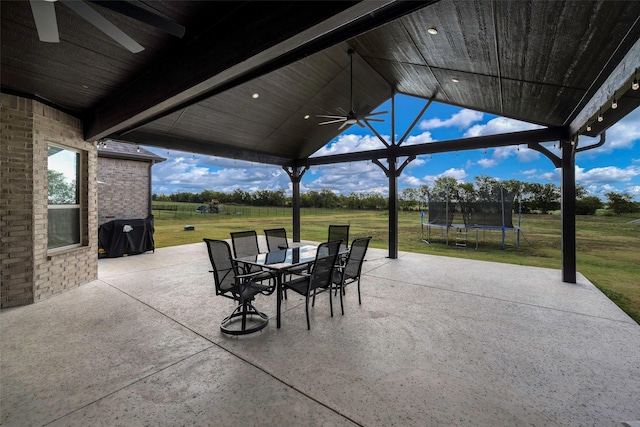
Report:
317,48,387,130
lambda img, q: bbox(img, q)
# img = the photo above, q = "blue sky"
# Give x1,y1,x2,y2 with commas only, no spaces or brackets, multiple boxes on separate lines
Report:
146,94,640,200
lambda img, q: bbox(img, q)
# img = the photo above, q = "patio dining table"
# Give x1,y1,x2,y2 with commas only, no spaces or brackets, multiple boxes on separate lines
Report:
234,244,320,328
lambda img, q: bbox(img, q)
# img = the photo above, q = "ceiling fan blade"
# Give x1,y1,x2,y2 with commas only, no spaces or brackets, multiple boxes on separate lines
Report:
365,118,385,123
29,0,59,42
61,0,144,53
366,110,388,117
316,115,346,119
319,119,347,125
89,1,185,38
339,121,351,130
357,120,366,128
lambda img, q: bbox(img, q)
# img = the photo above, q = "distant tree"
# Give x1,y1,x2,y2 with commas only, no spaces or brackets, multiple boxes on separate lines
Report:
153,193,171,202
575,196,603,215
501,179,524,196
319,188,339,208
521,182,542,213
536,183,561,214
400,188,420,211
198,189,227,204
605,192,636,215
575,184,588,199
48,170,76,204
474,175,500,201
431,177,458,201
229,188,251,205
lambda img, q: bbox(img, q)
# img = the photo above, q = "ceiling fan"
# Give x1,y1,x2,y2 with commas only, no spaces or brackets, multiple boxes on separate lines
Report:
317,49,387,130
29,0,185,53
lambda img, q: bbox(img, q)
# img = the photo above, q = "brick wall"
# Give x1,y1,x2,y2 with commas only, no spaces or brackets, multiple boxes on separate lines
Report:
98,157,150,225
1,94,98,307
1,95,35,306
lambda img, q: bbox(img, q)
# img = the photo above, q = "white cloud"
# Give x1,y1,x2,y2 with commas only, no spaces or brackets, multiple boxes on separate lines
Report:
464,116,542,138
419,109,483,130
148,147,290,194
575,165,640,184
421,168,467,185
599,106,640,151
313,134,388,156
626,186,640,198
477,158,497,168
404,131,436,146
528,164,640,199
402,175,423,187
302,160,388,195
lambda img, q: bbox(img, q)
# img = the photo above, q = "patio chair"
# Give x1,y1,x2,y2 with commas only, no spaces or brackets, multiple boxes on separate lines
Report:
264,228,307,280
328,224,350,252
264,228,289,251
280,240,341,330
325,236,372,315
230,230,274,283
203,239,275,335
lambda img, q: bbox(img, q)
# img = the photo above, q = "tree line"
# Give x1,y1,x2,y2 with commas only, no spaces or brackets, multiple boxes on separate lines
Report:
153,175,638,215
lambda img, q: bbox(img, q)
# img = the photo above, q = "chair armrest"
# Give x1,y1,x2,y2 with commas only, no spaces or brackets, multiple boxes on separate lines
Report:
236,271,267,280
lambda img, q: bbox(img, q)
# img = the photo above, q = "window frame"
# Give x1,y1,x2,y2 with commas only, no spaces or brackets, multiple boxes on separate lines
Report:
47,143,83,252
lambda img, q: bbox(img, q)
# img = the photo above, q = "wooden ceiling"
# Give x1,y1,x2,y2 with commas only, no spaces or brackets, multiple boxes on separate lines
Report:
2,0,640,166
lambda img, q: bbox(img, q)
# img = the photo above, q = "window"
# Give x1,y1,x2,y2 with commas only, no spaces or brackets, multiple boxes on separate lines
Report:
48,145,81,250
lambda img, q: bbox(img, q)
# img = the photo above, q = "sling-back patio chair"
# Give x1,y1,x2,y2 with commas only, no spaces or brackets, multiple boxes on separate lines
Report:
326,236,372,315
328,224,350,252
263,228,289,251
203,238,275,335
280,240,341,330
230,230,274,283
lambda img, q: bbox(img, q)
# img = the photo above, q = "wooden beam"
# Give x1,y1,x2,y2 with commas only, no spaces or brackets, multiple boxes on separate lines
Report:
299,126,569,167
114,131,291,166
87,1,439,141
568,22,640,135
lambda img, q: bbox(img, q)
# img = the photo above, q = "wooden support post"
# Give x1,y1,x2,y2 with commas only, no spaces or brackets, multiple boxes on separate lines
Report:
284,166,308,242
561,139,577,283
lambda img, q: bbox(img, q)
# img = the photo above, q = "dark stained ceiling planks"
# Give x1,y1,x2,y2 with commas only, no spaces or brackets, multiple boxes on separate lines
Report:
2,0,639,166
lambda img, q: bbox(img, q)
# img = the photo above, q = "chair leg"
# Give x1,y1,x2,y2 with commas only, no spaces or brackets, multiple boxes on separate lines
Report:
357,278,362,305
305,295,311,330
339,281,344,315
329,285,333,317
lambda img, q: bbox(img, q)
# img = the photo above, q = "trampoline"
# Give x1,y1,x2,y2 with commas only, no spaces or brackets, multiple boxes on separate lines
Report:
421,186,521,249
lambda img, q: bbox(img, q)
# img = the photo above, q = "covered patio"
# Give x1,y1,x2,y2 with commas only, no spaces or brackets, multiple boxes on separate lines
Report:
2,242,639,426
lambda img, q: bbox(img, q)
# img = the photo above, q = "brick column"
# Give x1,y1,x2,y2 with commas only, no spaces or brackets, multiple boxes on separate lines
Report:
1,94,98,307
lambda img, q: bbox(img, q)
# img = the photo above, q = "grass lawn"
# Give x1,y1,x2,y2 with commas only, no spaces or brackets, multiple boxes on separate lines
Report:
151,205,640,324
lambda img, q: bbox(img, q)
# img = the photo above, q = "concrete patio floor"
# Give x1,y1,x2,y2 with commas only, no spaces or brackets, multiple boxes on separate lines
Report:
2,241,640,426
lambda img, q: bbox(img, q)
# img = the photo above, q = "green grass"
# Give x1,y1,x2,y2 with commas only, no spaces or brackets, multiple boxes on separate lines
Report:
151,204,640,324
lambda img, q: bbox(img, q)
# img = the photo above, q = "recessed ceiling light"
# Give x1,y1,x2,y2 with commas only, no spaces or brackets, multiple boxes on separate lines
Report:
252,93,259,99
304,114,310,120
451,78,460,83
427,28,438,35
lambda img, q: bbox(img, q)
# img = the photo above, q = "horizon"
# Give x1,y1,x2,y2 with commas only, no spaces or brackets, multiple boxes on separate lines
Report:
145,95,640,201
